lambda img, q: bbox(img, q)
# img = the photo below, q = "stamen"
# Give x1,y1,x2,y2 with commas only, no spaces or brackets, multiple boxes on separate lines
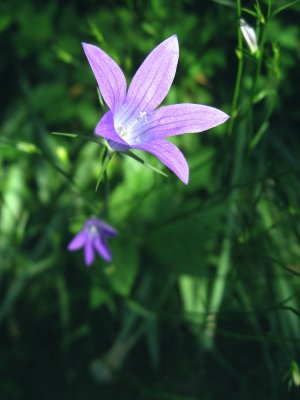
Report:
116,111,148,141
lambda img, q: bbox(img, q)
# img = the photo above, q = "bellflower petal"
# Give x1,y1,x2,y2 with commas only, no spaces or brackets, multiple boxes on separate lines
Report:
95,111,128,145
84,238,95,266
68,232,86,251
82,43,127,111
94,237,112,262
135,104,230,143
134,139,189,184
118,35,179,125
97,220,118,237
107,139,131,151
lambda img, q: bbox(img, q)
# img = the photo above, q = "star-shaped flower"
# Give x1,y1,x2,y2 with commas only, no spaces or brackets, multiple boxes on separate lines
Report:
82,35,229,184
68,218,117,266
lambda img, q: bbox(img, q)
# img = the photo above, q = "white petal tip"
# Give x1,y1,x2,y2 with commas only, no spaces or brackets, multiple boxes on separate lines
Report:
164,34,179,51
180,174,189,185
170,35,179,48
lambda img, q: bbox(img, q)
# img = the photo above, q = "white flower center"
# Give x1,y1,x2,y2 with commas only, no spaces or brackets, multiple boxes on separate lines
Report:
115,111,148,143
88,224,99,237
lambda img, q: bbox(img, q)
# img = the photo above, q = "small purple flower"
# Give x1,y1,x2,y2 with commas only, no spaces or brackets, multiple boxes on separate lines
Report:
68,218,117,266
82,35,229,184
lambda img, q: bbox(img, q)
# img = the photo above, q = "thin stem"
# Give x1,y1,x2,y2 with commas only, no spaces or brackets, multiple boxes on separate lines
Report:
249,0,273,137
95,148,114,192
228,0,243,136
203,0,246,350
251,0,272,101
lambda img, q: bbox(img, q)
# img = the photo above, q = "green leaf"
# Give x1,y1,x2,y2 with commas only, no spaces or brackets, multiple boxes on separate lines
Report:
95,149,114,191
53,46,74,64
52,131,80,138
147,206,225,275
61,325,90,349
0,13,12,32
179,275,207,325
90,286,111,309
210,0,235,8
291,361,300,387
145,320,159,368
109,156,157,222
56,273,70,330
254,1,265,24
241,8,258,18
107,240,139,297
97,87,105,109
250,121,269,149
16,141,41,154
0,165,24,237
87,19,104,44
125,299,155,320
52,131,104,150
272,0,300,17
122,151,168,178
252,89,275,104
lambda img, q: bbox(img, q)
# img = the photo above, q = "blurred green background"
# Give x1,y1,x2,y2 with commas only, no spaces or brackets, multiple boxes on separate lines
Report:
1,0,300,399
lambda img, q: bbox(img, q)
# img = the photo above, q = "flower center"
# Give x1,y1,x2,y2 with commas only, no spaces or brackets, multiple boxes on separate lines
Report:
115,111,148,143
87,224,99,237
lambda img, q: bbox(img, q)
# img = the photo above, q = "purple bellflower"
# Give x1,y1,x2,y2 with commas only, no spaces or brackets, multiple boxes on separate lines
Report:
82,35,229,184
68,218,117,266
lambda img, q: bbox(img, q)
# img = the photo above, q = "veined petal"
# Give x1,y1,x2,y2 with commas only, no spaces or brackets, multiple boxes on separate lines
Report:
136,104,230,142
95,111,129,145
94,237,112,262
84,238,95,266
68,232,86,251
134,139,189,184
119,35,179,124
82,43,127,112
107,139,131,151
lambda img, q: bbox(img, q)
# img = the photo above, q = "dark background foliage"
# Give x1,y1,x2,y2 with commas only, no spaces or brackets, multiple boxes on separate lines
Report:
1,0,300,399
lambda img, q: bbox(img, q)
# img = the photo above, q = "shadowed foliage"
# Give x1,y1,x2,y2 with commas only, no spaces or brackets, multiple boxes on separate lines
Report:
0,0,300,399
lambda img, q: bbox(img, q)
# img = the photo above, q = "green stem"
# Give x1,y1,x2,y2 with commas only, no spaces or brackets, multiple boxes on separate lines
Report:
249,0,273,137
203,0,246,350
251,0,272,102
228,0,243,136
95,148,114,192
